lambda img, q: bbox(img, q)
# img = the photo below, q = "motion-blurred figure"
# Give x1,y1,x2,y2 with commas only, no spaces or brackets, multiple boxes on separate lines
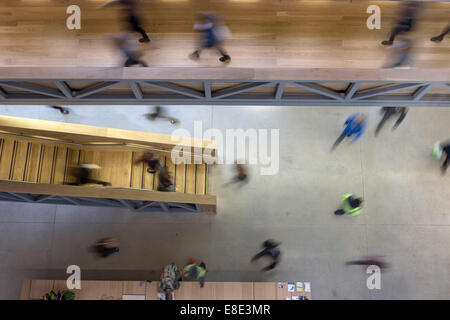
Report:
334,193,363,216
440,142,450,175
331,113,368,151
375,107,408,136
90,238,120,258
183,259,207,288
134,152,162,173
190,13,231,63
431,24,449,42
381,1,423,46
65,164,111,186
157,166,175,191
383,37,413,68
145,106,179,124
223,163,248,187
98,0,150,43
431,141,450,175
115,33,148,67
346,256,390,271
251,240,281,272
158,263,182,300
49,106,69,115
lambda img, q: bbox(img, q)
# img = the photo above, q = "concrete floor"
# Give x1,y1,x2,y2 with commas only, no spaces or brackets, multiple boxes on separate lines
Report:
0,105,449,300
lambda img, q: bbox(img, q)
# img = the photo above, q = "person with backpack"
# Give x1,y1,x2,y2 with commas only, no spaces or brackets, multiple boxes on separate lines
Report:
189,13,231,63
331,113,368,151
159,263,182,300
182,259,207,288
431,141,450,175
334,194,363,216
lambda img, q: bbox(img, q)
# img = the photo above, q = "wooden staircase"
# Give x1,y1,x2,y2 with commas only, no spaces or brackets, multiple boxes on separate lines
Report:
0,136,208,195
0,115,217,213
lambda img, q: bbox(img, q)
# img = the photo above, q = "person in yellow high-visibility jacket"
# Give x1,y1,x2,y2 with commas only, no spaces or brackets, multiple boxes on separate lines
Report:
334,194,363,216
182,259,208,288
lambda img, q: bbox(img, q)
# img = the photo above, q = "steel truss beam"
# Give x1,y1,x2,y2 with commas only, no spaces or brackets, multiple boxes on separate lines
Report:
0,79,448,106
0,191,206,213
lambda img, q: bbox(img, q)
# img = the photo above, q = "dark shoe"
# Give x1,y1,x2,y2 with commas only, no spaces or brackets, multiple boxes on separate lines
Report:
139,37,150,43
219,55,231,62
334,210,345,216
431,35,444,42
381,40,393,46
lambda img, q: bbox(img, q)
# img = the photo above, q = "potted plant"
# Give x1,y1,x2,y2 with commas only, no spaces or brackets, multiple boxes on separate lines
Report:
41,290,75,300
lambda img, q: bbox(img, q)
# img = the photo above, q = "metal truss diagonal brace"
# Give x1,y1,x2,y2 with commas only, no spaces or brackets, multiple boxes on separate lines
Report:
0,82,64,99
73,81,122,98
353,83,423,100
212,82,273,99
290,82,344,100
140,81,204,99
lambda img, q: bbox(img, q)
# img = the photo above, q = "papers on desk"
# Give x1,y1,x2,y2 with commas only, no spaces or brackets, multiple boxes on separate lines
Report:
292,296,299,300
287,282,295,292
304,282,311,292
122,294,145,300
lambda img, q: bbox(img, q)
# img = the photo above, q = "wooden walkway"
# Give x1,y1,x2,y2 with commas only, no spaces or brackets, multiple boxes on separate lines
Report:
0,0,448,69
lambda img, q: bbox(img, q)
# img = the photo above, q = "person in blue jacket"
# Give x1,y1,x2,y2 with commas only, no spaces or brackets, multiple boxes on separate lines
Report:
332,113,368,151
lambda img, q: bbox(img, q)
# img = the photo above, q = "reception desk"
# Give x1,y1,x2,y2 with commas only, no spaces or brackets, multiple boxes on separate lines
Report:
20,280,312,300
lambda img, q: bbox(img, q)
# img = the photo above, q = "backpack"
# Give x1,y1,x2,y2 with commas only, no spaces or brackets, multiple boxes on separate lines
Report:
159,264,181,292
431,141,443,160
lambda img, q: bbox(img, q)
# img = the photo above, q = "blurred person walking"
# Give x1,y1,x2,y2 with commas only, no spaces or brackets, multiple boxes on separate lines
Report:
157,166,175,191
145,106,179,124
183,259,207,288
431,24,449,42
49,106,69,115
331,113,368,151
251,240,281,272
90,238,120,258
115,33,148,67
190,13,231,63
431,141,450,175
345,256,390,271
65,164,111,187
381,1,423,46
223,163,248,187
134,152,162,174
334,193,363,216
375,106,408,136
383,37,413,68
98,0,150,43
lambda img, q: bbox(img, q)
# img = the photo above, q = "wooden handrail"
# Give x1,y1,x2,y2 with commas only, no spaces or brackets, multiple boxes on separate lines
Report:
0,180,216,205
0,115,217,154
0,67,448,82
